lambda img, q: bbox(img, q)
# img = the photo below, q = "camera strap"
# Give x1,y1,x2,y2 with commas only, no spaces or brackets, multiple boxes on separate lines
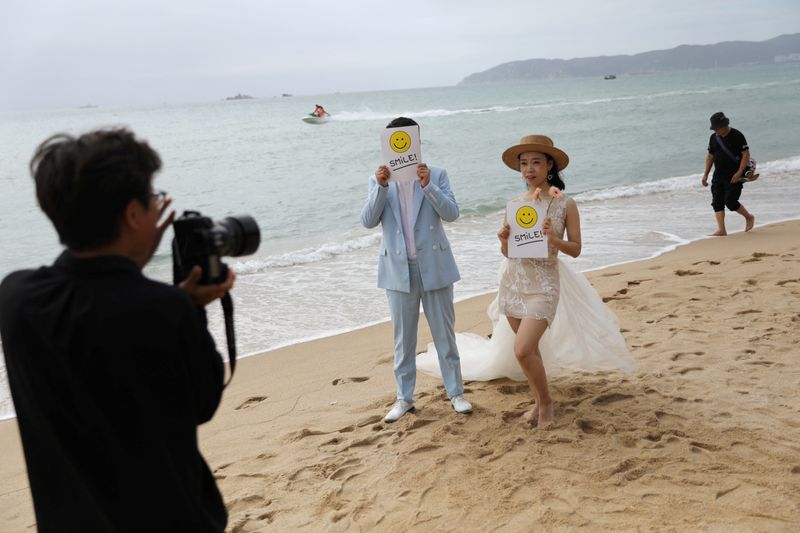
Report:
220,292,237,387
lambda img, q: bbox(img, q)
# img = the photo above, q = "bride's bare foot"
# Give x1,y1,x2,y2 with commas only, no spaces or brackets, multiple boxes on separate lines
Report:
537,402,555,429
710,230,727,237
745,214,755,232
521,404,538,423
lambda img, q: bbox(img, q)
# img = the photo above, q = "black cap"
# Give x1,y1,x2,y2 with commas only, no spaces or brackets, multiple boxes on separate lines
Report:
709,112,730,130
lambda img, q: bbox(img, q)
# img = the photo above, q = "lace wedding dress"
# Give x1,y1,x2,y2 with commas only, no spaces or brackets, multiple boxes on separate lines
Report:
417,194,637,380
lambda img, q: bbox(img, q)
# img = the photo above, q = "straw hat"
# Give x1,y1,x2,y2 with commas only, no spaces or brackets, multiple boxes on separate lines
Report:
501,135,569,172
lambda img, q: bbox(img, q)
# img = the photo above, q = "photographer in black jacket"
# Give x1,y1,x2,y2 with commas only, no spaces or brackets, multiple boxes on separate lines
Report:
0,128,234,532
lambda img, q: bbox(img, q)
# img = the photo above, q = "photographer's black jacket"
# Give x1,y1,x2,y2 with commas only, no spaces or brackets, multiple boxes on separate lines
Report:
0,252,227,532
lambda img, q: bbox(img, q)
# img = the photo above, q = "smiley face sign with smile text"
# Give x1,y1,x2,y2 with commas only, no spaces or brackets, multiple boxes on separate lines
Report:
507,201,548,258
381,125,421,182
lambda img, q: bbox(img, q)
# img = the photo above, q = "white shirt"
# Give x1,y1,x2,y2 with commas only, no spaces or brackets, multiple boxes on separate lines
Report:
396,180,417,260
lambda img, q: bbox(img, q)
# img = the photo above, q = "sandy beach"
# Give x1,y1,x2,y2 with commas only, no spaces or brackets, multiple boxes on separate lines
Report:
1,220,799,531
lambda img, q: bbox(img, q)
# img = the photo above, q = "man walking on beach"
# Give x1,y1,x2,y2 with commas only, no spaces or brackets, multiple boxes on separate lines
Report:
702,111,756,236
0,129,234,531
361,117,472,423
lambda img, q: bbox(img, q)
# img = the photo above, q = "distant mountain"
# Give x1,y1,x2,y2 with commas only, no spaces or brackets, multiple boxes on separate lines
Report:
460,33,800,85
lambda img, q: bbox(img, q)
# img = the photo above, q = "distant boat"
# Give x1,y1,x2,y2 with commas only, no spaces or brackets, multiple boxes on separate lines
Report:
282,93,293,97
302,115,330,125
604,74,617,80
78,104,98,109
225,93,254,100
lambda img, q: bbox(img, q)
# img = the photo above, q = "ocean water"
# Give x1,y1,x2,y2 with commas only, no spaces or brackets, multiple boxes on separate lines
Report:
1,63,799,419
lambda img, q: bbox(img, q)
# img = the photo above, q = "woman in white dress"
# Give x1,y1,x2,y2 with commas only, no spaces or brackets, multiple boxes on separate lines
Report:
417,135,636,428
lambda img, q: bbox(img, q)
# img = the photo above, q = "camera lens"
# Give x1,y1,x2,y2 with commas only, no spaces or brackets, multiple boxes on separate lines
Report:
217,216,261,257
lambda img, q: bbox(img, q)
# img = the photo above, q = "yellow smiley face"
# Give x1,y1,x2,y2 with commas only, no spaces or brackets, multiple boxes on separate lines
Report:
515,205,538,229
389,131,411,153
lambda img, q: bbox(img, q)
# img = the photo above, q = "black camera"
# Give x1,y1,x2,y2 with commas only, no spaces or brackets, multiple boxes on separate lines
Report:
171,211,261,285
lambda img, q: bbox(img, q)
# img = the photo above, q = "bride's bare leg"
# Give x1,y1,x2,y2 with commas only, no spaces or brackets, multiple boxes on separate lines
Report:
509,317,554,428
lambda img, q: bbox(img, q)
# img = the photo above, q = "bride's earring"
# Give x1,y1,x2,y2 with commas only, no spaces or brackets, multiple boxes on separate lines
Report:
547,174,553,182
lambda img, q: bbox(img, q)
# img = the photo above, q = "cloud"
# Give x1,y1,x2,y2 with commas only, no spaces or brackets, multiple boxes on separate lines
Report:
1,0,798,109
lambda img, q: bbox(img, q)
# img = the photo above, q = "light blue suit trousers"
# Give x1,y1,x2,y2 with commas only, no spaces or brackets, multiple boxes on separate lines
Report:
386,261,464,402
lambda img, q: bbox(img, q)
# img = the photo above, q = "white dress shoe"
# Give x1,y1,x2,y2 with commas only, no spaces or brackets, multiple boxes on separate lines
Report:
450,395,473,414
384,400,415,423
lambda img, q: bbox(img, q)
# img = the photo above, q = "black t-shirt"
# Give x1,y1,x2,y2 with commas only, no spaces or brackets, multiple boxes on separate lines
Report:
0,252,227,532
708,128,748,181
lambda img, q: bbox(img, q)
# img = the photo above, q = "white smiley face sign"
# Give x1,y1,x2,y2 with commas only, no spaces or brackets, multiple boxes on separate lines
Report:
380,125,421,182
506,201,549,259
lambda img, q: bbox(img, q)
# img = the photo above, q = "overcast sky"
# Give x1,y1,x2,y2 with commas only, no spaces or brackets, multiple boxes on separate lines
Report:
1,0,798,110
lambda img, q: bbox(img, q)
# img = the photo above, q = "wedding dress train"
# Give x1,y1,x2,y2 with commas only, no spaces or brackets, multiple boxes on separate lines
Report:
417,258,637,381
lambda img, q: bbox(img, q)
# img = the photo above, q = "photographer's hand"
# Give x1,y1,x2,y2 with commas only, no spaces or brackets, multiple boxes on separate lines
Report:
180,266,236,307
150,197,175,259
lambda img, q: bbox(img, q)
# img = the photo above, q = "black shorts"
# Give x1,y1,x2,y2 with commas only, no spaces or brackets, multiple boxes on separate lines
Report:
711,179,743,212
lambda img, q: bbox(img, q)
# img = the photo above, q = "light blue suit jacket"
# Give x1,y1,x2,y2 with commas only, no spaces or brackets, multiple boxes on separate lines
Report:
360,166,460,293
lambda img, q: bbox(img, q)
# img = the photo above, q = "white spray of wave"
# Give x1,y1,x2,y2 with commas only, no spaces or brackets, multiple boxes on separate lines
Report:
576,155,800,203
576,174,698,202
232,232,381,272
330,105,522,122
330,79,800,123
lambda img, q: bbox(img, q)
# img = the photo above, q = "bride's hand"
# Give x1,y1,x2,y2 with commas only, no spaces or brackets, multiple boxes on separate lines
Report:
497,223,510,242
542,217,555,242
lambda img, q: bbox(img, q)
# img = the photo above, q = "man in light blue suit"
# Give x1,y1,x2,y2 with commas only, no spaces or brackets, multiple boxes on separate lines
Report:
361,117,472,423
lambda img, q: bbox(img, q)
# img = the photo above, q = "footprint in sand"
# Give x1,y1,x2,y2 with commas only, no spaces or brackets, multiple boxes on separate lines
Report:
214,462,234,474
409,444,443,454
655,410,686,422
745,360,775,367
670,351,705,361
715,485,741,499
406,418,435,431
499,384,529,395
565,384,588,397
501,409,526,422
690,440,721,452
331,376,369,386
356,415,383,427
235,396,267,410
474,448,494,459
592,393,633,405
575,418,605,434
285,428,328,442
674,269,703,276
